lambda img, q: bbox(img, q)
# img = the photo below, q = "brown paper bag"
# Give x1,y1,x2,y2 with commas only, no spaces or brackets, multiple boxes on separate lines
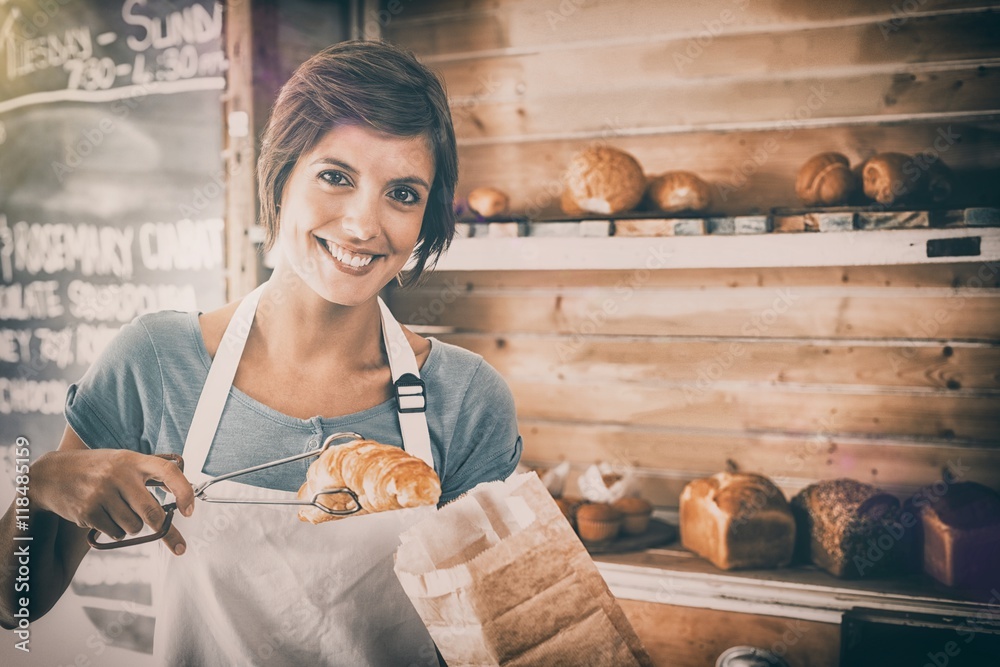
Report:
393,473,653,667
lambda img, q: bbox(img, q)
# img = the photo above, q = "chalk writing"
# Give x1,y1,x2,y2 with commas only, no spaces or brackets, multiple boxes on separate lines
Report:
4,219,134,279
35,327,75,369
0,329,33,365
0,377,66,415
4,26,93,81
67,279,197,322
0,1,226,102
123,0,222,52
138,218,224,271
0,281,63,320
0,324,123,370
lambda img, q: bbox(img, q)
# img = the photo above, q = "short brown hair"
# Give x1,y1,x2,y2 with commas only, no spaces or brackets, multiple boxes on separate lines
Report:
257,40,457,287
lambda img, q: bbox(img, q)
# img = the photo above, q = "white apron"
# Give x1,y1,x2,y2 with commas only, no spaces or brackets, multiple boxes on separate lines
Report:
151,282,439,666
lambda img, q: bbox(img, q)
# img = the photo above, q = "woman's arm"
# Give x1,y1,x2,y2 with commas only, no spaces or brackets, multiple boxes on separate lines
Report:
0,425,195,629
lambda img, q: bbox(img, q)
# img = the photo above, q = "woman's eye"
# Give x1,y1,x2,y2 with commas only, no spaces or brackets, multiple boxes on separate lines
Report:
390,187,420,205
319,170,350,186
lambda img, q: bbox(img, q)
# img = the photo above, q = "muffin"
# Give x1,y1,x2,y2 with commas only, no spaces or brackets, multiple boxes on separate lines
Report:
613,497,654,535
576,503,623,542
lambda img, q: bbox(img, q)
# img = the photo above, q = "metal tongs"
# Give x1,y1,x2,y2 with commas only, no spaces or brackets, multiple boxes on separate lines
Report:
87,431,365,550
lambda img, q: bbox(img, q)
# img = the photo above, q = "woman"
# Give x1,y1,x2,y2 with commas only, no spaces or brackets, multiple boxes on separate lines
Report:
0,41,522,665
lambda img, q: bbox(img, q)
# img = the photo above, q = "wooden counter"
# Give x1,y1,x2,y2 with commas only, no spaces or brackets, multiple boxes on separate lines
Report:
594,542,998,667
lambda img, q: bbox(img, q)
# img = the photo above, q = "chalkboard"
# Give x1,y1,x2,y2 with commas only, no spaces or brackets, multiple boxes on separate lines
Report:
0,3,228,662
0,0,229,458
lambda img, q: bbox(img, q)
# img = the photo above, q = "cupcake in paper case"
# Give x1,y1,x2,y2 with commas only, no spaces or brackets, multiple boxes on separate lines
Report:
576,503,623,542
613,497,654,535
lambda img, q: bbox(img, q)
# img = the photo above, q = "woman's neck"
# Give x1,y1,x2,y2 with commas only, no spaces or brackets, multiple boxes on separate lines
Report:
252,263,388,375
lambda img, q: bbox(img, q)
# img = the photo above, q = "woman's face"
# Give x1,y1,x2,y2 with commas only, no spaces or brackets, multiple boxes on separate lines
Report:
276,123,435,306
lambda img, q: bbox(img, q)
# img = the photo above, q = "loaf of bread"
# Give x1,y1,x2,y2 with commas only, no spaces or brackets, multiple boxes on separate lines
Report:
795,152,858,206
297,439,441,524
918,481,1000,589
790,479,901,578
679,472,796,570
645,171,712,213
861,152,920,205
564,146,646,215
467,186,509,218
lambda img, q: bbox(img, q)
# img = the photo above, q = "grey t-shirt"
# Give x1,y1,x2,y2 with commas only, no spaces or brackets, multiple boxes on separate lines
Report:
65,310,522,504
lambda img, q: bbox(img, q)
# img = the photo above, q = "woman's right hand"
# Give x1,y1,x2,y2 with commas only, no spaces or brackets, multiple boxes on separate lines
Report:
30,446,196,555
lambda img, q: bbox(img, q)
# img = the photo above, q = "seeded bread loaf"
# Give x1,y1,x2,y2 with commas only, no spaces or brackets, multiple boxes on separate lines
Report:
680,472,796,570
791,479,901,578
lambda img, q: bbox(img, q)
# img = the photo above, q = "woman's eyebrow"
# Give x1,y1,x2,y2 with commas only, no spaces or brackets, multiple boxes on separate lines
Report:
389,176,431,190
310,157,357,174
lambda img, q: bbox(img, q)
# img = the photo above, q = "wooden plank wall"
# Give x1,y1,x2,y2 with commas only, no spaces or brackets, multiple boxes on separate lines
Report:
383,0,1000,508
392,264,1000,507
386,0,1000,215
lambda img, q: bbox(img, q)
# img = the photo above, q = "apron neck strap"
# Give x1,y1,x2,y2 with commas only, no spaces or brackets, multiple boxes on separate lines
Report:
182,284,434,481
183,282,266,481
377,295,433,468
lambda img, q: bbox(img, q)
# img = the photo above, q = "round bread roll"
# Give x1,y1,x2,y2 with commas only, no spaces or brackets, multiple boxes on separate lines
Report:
925,160,955,205
560,187,585,216
862,152,920,205
646,171,712,213
466,186,509,218
795,152,858,206
564,146,646,215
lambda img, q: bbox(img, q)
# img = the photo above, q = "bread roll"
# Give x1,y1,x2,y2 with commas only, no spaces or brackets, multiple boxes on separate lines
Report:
795,152,858,206
861,152,920,205
790,479,900,578
645,171,712,213
560,187,586,216
680,472,795,570
925,160,955,205
466,186,509,218
917,481,1000,588
297,439,441,524
564,146,645,215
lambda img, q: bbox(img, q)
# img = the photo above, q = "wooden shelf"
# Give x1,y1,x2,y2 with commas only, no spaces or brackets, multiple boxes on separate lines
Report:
429,227,999,272
595,545,997,625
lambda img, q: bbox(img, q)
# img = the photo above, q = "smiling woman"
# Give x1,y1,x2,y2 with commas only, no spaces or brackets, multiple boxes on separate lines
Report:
0,40,522,667
257,40,458,289
275,124,434,305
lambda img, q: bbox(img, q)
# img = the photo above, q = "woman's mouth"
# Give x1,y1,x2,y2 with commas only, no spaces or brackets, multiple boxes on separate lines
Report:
315,235,384,273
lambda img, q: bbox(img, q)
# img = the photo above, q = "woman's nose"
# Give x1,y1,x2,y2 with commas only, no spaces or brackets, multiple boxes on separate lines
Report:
340,192,381,240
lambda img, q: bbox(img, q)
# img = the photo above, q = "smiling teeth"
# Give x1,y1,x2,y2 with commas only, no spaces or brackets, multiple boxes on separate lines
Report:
324,239,375,267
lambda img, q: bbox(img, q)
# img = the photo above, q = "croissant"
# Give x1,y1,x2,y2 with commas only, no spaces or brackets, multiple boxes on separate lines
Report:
297,439,441,524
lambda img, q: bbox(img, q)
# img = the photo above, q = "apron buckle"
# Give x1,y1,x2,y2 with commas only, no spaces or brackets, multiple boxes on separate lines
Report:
394,373,426,413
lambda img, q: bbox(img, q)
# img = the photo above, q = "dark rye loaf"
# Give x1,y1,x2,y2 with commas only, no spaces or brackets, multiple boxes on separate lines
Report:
917,481,1000,589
